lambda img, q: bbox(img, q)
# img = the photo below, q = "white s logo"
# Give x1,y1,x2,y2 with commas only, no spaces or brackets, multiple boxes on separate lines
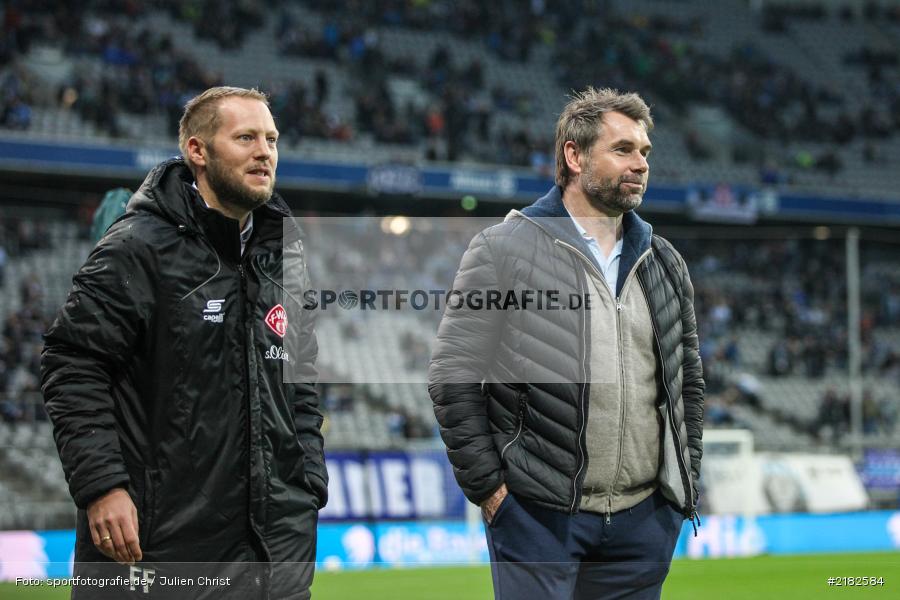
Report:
204,299,225,313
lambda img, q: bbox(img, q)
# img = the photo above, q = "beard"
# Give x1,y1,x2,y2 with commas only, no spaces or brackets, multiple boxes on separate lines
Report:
580,166,644,215
205,146,274,213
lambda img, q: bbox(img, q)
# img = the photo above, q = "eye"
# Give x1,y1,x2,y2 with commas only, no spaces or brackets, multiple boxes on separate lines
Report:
238,134,253,142
267,137,278,145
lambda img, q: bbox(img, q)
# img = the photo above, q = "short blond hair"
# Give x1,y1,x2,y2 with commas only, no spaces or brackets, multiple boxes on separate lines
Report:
178,86,270,172
554,87,653,189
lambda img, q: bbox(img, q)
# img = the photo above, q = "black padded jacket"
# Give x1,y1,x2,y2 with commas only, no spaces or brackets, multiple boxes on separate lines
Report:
41,159,326,598
429,187,704,519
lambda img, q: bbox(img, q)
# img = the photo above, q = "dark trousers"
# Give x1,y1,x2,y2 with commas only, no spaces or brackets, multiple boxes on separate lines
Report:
484,490,683,600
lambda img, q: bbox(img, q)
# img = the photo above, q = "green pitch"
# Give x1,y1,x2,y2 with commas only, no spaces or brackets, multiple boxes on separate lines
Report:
1,552,896,599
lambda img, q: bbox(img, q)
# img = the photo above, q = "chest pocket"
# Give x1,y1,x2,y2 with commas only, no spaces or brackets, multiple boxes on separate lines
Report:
171,264,240,384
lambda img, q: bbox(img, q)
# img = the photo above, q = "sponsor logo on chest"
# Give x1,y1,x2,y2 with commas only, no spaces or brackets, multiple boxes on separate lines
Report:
265,304,288,337
203,298,225,323
265,345,290,361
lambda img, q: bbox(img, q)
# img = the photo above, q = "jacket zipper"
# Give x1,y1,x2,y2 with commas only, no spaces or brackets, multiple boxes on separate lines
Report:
499,392,527,460
585,269,627,526
238,264,254,516
608,250,652,524
556,240,654,520
637,271,695,524
607,297,626,525
239,262,272,572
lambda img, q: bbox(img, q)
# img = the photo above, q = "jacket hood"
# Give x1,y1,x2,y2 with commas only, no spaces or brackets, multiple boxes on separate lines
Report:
126,158,300,261
515,186,653,296
127,157,200,228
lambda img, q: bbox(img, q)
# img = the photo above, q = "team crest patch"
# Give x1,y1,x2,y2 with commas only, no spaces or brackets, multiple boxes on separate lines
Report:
265,304,288,338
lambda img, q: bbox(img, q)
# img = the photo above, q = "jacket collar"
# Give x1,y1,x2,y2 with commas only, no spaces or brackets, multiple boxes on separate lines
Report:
515,186,654,295
127,158,301,264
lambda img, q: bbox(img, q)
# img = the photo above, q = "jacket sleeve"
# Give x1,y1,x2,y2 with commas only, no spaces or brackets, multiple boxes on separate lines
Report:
677,252,705,502
289,244,327,508
428,231,507,505
40,221,155,509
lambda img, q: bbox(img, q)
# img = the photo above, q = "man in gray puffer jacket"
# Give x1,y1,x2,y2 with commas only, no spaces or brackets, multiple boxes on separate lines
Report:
429,87,704,600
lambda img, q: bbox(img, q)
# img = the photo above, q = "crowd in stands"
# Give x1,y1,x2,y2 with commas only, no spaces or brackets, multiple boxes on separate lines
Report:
1,0,221,136
159,0,266,51
0,218,51,282
0,212,94,424
319,379,433,442
4,0,900,180
680,235,900,439
704,372,898,441
275,5,550,165
278,0,900,174
561,16,900,177
811,386,898,441
684,237,897,369
0,220,50,424
298,0,559,63
762,1,900,31
0,279,45,424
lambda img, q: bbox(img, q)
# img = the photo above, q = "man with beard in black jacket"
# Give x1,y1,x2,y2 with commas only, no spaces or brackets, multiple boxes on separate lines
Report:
429,87,704,599
42,87,326,600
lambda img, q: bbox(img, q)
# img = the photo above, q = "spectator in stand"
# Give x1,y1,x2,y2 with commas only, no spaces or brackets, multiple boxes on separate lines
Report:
802,335,828,378
322,383,355,413
768,339,794,376
705,392,737,426
814,388,849,441
1,94,31,129
862,389,882,434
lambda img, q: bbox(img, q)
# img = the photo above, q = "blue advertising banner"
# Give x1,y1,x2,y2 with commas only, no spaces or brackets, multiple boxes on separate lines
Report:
680,510,900,558
858,449,900,490
319,449,467,521
316,521,489,570
2,137,900,225
2,510,899,578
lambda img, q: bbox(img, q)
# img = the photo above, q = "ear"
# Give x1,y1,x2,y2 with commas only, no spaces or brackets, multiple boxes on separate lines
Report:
564,141,583,177
186,136,208,170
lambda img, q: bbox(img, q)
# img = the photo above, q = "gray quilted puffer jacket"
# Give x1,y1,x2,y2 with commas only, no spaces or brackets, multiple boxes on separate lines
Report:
428,186,704,520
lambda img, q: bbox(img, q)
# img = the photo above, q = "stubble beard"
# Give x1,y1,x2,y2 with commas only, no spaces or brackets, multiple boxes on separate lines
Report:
206,146,274,213
580,167,644,215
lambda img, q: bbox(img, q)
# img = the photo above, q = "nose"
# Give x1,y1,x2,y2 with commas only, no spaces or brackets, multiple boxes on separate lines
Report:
253,136,272,161
631,151,649,174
